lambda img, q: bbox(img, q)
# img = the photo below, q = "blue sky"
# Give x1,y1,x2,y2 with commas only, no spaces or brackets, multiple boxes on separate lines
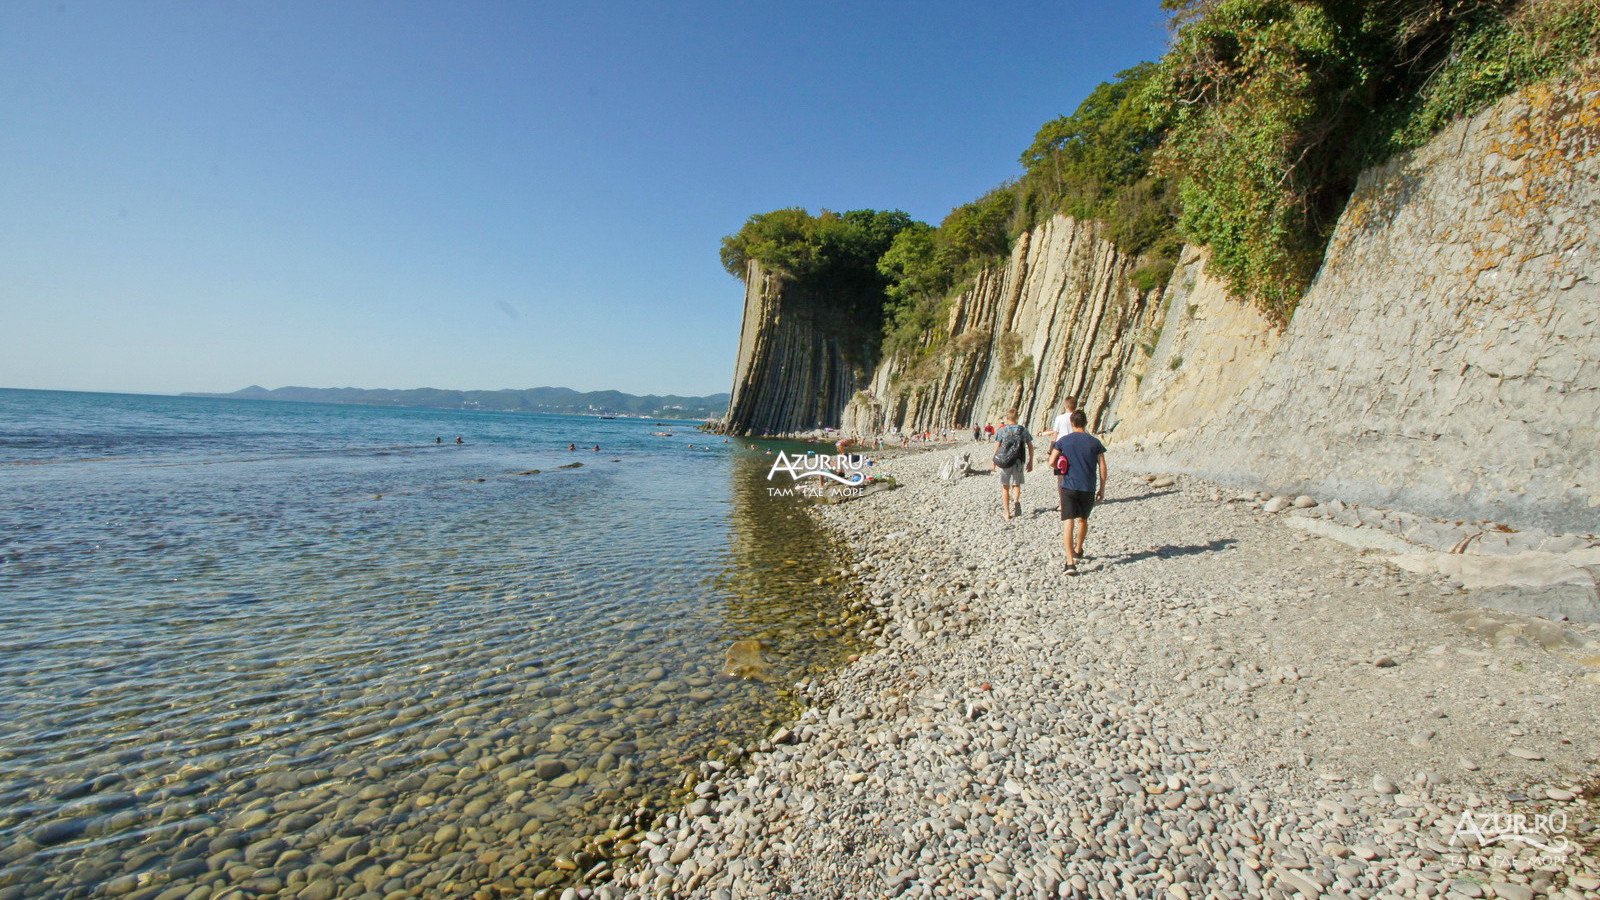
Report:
0,1,1171,397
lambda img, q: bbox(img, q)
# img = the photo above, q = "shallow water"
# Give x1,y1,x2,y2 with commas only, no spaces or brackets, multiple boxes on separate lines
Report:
0,389,869,897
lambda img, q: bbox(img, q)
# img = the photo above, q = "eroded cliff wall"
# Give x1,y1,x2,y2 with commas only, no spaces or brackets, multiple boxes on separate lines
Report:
721,261,880,435
724,78,1598,529
842,215,1163,437
1122,78,1600,531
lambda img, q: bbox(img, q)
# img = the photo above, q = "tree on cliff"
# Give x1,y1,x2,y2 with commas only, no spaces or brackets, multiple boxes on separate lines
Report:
723,0,1600,363
1152,0,1600,321
720,208,913,283
720,207,916,320
876,188,1021,358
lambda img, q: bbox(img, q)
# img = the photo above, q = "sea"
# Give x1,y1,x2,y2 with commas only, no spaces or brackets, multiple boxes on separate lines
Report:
0,388,868,897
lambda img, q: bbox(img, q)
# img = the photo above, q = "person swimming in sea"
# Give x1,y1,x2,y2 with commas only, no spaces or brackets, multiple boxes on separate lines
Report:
454,436,464,445
435,436,442,444
568,443,577,451
592,444,601,452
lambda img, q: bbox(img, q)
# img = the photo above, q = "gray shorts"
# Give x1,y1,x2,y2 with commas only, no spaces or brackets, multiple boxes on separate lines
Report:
997,463,1025,486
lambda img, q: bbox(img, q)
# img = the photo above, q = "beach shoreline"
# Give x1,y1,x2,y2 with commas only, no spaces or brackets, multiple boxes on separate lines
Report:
607,445,1599,899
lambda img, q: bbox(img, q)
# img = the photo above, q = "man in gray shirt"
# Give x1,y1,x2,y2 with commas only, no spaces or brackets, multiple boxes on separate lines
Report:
990,408,1034,522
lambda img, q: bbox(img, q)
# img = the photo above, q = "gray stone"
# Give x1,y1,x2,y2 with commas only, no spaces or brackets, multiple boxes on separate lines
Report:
30,818,87,846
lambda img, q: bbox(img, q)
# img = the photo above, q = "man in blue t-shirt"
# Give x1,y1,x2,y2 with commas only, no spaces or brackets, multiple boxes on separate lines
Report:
1045,410,1107,575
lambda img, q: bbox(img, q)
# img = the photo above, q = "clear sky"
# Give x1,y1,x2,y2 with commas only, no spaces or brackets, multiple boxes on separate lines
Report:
0,1,1171,397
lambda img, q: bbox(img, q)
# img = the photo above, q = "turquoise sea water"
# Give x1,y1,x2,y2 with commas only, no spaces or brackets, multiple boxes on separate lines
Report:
0,389,866,897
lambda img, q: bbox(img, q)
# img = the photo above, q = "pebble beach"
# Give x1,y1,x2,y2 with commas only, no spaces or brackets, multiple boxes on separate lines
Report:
607,444,1600,899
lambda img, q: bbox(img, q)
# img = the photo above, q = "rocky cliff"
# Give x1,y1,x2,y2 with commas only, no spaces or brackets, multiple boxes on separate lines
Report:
720,260,882,435
1120,77,1600,532
723,77,1599,529
841,215,1162,437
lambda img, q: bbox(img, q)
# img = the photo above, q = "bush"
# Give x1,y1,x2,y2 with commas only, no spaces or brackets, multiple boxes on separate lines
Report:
724,0,1599,370
877,188,1019,359
1017,62,1179,255
1154,0,1600,321
720,207,917,324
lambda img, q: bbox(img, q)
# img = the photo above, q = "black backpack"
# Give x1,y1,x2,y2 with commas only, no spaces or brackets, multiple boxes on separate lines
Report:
992,426,1026,468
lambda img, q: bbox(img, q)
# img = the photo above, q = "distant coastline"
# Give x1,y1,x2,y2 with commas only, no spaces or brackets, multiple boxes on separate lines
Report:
182,385,730,419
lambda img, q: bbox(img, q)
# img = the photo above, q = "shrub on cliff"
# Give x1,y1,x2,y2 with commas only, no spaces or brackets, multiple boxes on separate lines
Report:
1153,0,1600,322
876,188,1018,360
720,207,914,283
1017,62,1179,260
723,0,1598,366
720,208,916,325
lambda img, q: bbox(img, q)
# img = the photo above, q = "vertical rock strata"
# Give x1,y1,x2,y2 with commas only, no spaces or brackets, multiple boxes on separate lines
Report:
842,216,1162,436
720,78,1598,529
721,260,881,435
1126,78,1600,531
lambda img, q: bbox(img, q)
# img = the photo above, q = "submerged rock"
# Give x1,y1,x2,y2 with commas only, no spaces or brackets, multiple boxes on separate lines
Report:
722,640,770,680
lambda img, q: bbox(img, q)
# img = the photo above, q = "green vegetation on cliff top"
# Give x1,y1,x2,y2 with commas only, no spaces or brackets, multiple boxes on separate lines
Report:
725,0,1599,347
720,208,916,338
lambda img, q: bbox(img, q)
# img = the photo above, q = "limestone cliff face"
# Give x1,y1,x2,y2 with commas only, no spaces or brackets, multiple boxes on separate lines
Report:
720,261,880,435
1122,78,1600,531
842,215,1163,437
722,77,1598,529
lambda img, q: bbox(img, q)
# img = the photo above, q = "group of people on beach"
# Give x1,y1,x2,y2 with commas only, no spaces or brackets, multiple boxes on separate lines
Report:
988,396,1106,576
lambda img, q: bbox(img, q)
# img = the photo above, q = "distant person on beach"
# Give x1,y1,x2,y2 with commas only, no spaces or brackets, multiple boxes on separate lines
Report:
1050,396,1079,438
991,408,1034,522
984,423,995,441
1046,410,1106,576
973,425,981,441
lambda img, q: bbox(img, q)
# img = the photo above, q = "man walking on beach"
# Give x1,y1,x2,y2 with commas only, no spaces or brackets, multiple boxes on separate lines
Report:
991,408,1033,522
1046,410,1106,575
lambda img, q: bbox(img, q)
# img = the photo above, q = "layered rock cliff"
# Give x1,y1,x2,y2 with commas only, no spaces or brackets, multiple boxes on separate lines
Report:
841,215,1162,437
1121,77,1600,531
722,77,1599,529
720,260,881,435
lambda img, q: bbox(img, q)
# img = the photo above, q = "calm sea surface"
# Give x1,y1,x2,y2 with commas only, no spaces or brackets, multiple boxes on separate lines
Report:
0,389,868,897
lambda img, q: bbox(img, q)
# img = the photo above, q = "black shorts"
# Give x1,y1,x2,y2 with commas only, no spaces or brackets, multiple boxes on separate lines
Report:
1059,488,1095,520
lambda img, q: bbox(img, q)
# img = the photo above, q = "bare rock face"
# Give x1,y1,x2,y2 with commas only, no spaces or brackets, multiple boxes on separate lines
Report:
1124,76,1600,532
721,76,1598,532
844,215,1163,438
719,260,882,436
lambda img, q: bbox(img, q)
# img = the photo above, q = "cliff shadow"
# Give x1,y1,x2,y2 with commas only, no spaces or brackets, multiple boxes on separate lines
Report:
1101,538,1237,568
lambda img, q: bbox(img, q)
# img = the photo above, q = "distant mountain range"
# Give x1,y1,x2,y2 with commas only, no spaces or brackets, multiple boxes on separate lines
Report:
185,385,730,418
